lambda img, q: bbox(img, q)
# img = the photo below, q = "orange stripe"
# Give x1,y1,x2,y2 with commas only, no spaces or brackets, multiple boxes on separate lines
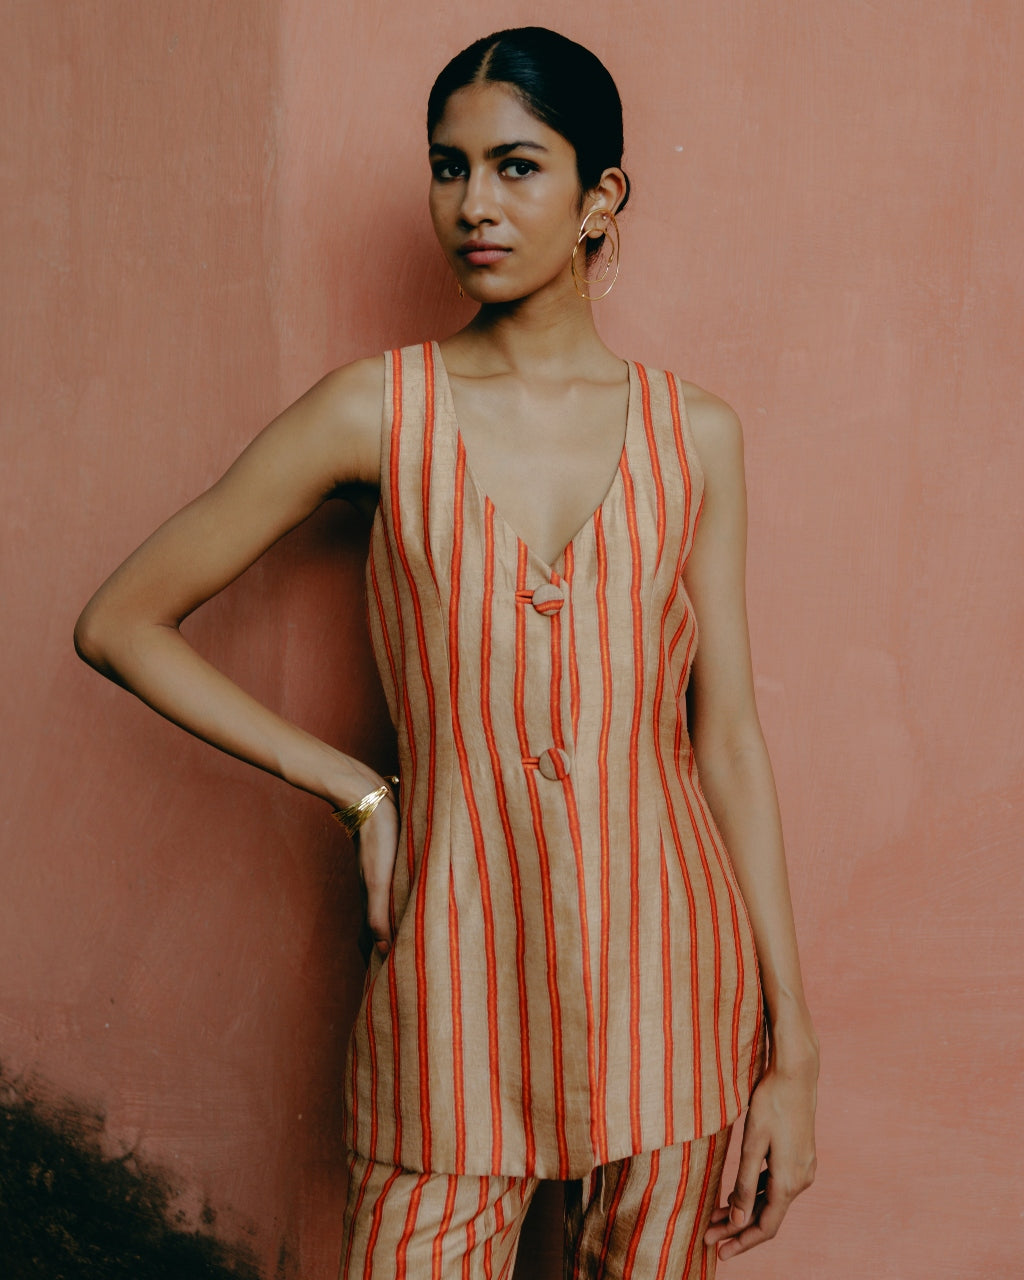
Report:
689,763,753,1114
388,346,440,1168
681,1130,720,1278
660,625,704,1133
496,1225,520,1280
548,568,599,1156
496,1179,530,1265
432,1176,459,1276
421,342,438,584
671,633,725,1127
667,373,693,545
619,448,646,1147
491,1183,522,1280
675,509,763,1108
546,571,564,739
377,509,414,883
376,527,410,1163
649,382,710,1133
463,1179,490,1280
341,1151,375,1279
485,1189,507,1278
641,366,683,1147
659,836,675,1145
379,370,417,1167
621,1148,662,1278
596,1159,630,1270
512,541,570,1176
356,369,398,1164
749,991,765,1094
362,1165,403,1280
480,501,535,1171
395,1173,430,1277
637,364,667,574
483,1191,500,1279
373,362,423,1163
447,873,466,1166
654,1140,693,1280
563,543,581,741
649,544,696,1140
448,439,503,1167
593,510,614,1161
680,748,727,1128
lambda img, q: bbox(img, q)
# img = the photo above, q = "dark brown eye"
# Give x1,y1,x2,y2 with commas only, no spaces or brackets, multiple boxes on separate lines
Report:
431,159,466,181
501,159,538,178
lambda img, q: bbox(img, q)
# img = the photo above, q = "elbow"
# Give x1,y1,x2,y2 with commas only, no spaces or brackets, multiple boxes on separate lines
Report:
73,593,135,678
73,599,113,673
74,593,178,682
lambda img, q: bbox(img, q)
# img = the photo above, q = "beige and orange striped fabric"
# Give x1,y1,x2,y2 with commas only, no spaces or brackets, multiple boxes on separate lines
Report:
340,1124,731,1279
346,340,764,1179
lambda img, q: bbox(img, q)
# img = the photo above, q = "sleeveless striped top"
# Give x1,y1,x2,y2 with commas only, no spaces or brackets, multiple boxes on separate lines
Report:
345,340,764,1179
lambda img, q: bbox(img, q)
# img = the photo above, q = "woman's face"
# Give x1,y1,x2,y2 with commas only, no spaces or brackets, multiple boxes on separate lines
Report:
429,82,590,305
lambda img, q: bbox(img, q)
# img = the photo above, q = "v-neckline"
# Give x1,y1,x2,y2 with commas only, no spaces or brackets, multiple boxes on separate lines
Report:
431,340,635,574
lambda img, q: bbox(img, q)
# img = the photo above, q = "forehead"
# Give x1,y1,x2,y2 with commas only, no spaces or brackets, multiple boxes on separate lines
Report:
430,82,573,157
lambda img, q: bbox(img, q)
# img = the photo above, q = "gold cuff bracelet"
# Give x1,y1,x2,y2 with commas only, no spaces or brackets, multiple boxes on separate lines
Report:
331,776,399,839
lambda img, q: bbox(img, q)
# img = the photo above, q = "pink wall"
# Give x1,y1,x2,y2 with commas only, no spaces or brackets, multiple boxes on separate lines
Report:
3,2,1021,1275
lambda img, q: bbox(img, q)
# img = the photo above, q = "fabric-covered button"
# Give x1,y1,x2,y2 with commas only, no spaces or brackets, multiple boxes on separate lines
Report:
530,583,565,615
538,747,572,781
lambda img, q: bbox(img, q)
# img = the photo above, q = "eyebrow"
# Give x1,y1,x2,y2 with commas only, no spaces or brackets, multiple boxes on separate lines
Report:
429,141,549,160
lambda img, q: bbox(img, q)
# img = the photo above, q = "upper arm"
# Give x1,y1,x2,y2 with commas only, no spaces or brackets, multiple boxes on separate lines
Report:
77,354,385,644
681,384,762,758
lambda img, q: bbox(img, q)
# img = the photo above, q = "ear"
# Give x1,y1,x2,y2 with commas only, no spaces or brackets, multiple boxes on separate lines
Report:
583,167,628,233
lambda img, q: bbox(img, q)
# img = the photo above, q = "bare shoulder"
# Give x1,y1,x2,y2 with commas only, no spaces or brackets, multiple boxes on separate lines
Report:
195,352,387,514
316,353,386,420
286,353,385,488
677,378,745,474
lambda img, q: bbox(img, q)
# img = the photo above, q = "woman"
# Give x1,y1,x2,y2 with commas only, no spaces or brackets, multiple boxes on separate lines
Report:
76,26,818,1279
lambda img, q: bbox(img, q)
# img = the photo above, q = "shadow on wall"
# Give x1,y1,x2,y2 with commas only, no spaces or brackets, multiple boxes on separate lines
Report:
0,1062,268,1280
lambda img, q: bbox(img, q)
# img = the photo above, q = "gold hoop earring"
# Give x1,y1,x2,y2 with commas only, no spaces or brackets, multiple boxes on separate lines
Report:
571,210,621,301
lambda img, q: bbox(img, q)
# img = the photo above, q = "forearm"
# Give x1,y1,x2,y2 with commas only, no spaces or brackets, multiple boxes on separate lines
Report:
75,616,381,810
695,729,818,1067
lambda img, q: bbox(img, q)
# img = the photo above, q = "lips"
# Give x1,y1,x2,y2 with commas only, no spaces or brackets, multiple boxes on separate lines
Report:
458,241,511,267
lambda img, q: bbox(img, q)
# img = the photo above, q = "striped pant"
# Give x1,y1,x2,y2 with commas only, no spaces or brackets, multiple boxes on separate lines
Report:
339,1126,731,1280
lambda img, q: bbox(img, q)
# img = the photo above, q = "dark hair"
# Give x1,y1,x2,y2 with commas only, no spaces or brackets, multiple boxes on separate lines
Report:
427,26,631,215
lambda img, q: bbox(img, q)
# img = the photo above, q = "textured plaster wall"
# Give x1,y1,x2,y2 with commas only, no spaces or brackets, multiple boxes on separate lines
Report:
2,2,1021,1276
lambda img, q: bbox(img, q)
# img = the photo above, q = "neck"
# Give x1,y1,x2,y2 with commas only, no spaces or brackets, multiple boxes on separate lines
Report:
455,275,613,377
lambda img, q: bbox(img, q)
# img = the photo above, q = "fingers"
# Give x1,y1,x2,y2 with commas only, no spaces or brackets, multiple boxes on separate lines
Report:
704,1062,818,1260
715,1115,769,1239
356,800,399,958
716,1172,790,1260
705,1140,817,1260
704,1170,767,1247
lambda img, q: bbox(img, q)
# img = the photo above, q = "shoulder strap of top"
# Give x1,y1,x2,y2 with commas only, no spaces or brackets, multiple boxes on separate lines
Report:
636,365,706,535
377,342,432,523
666,370,706,510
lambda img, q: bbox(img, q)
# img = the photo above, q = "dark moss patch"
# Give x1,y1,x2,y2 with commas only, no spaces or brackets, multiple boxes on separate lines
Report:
0,1061,262,1279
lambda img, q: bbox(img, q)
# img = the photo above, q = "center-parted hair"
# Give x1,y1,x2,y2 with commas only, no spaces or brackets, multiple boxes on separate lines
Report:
427,26,631,215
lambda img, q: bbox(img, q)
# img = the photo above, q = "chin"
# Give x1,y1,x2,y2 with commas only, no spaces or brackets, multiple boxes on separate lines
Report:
461,280,521,305
464,274,557,307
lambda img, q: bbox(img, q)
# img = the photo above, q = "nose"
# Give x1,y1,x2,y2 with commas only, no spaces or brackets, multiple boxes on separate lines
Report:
459,168,499,228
